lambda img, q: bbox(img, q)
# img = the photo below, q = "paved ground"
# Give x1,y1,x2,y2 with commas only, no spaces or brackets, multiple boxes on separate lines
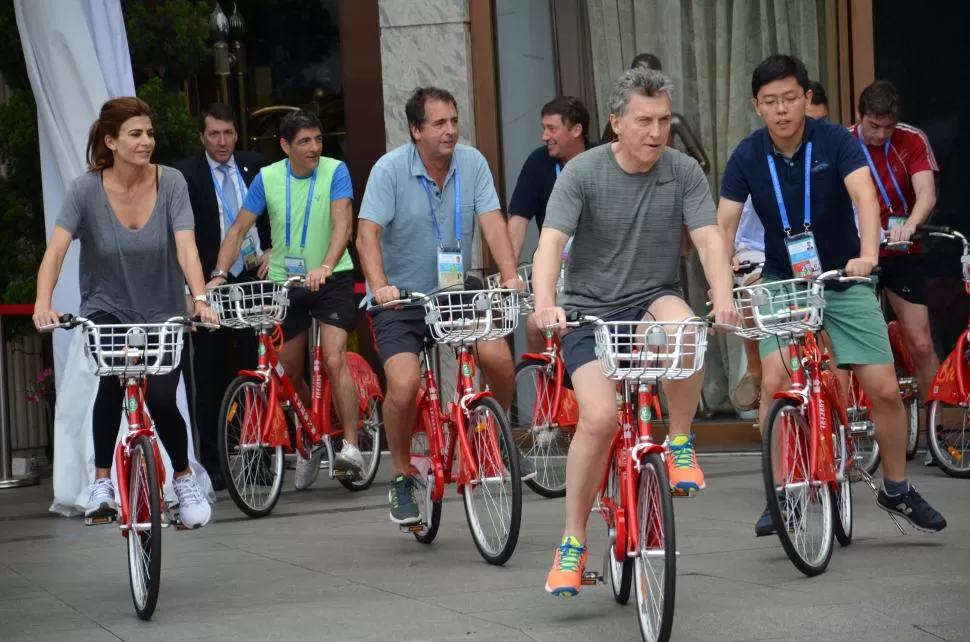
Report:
1,452,967,642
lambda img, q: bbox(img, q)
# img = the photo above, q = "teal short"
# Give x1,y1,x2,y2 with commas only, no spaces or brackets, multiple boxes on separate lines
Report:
756,277,893,368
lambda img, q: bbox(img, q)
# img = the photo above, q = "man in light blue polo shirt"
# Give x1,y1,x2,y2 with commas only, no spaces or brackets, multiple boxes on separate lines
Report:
357,86,530,526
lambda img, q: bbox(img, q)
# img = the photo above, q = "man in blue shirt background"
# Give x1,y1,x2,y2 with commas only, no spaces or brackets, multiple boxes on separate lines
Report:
716,55,946,536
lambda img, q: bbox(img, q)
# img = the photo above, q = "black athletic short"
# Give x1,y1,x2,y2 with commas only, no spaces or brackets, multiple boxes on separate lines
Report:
878,254,927,305
280,270,357,340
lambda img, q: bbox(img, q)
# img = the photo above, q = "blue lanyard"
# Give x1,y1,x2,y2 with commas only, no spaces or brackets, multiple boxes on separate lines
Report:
856,129,909,215
766,141,812,234
420,165,461,248
555,163,561,178
284,159,317,250
209,165,247,225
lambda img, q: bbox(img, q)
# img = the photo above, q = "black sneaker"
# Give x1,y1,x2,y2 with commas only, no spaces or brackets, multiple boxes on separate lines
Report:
877,485,947,533
388,474,420,525
755,503,775,537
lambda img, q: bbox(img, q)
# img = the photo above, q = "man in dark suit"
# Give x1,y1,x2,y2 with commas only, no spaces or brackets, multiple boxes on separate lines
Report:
176,103,270,490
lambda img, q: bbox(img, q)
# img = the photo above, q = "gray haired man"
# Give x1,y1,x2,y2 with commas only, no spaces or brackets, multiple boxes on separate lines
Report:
532,67,737,596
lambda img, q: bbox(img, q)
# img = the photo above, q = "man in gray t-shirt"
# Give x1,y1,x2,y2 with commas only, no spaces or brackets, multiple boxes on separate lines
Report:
534,68,737,597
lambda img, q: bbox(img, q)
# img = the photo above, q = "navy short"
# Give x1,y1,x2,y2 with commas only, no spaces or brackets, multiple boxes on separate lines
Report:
561,288,682,387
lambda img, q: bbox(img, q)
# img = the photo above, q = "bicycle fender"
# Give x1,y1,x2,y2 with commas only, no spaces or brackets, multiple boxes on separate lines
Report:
772,390,807,405
348,352,384,405
519,353,552,364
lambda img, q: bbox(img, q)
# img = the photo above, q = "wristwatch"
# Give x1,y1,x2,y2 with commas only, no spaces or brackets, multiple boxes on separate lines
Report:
210,268,228,280
192,294,208,304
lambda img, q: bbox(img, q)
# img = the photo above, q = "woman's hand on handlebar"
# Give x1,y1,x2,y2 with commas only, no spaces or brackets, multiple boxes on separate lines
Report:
843,256,878,278
534,305,567,334
374,284,402,306
32,305,61,331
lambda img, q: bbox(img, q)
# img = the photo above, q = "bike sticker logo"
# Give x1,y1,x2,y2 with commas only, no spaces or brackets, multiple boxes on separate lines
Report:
258,343,266,356
461,364,472,377
639,405,651,423
790,357,799,370
127,397,137,413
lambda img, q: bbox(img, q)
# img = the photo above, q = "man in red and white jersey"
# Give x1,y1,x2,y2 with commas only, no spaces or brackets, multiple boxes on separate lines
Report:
849,79,939,425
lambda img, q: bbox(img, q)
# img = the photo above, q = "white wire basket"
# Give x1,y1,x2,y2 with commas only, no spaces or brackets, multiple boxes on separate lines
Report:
81,323,187,377
593,319,708,381
730,278,826,339
206,280,289,329
486,265,535,314
423,289,520,344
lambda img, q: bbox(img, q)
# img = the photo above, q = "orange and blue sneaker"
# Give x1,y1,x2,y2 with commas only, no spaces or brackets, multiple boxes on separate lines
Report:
545,535,588,597
667,434,705,496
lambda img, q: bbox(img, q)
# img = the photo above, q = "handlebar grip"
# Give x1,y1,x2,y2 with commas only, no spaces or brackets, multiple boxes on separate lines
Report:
565,310,582,323
869,265,883,277
399,288,411,300
915,223,952,235
59,313,76,324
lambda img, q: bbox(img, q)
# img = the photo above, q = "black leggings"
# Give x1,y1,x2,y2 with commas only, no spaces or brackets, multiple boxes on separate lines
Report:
90,313,190,472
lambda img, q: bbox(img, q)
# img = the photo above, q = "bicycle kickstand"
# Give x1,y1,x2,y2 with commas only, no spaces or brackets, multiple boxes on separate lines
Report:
856,467,906,535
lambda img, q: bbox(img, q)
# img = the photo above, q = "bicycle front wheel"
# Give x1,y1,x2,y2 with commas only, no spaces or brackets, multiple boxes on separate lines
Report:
337,396,383,491
127,435,162,621
219,375,286,518
462,396,522,565
633,452,676,642
605,451,632,605
763,398,834,576
510,359,573,498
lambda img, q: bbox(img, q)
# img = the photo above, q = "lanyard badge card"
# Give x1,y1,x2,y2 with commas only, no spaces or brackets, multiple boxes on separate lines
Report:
283,159,316,278
767,142,822,279
857,130,909,231
422,168,465,290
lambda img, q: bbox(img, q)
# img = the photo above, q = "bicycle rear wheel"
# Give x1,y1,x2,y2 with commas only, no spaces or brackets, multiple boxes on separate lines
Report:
605,451,632,605
633,452,675,642
927,399,970,478
510,359,573,498
462,396,522,565
409,420,442,544
127,436,162,620
337,396,383,491
219,375,285,518
763,398,834,576
847,373,880,474
831,419,853,547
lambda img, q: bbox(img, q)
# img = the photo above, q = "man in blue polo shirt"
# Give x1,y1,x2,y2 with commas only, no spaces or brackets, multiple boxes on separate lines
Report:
716,55,945,536
356,86,531,526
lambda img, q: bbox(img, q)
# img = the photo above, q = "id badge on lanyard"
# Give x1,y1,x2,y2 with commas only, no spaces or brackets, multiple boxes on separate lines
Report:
422,167,464,290
241,234,260,271
785,232,822,279
767,142,821,278
857,130,910,232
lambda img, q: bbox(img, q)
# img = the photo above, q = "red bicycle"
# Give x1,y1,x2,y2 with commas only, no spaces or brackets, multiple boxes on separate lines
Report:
370,287,523,565
561,313,708,642
738,270,904,577
207,279,384,518
921,225,970,477
42,314,212,620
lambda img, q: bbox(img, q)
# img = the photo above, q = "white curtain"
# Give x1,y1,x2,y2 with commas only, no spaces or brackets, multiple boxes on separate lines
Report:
15,0,211,516
586,0,826,413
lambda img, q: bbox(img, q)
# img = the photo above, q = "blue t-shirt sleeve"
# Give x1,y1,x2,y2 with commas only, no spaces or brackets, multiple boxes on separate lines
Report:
241,172,267,215
473,152,502,215
719,146,751,203
359,162,396,227
329,162,353,201
832,126,868,179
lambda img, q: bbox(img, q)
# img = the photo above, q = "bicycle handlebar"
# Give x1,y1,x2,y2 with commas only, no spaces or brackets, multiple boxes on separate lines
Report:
38,314,218,333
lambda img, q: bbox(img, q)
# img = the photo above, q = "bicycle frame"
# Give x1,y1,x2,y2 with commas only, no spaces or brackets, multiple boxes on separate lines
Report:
239,323,383,458
598,381,666,563
115,377,167,533
414,343,505,503
772,332,847,489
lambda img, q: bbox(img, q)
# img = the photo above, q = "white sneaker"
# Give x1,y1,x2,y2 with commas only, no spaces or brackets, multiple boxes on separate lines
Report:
334,440,365,475
173,475,212,528
84,478,118,522
294,445,324,490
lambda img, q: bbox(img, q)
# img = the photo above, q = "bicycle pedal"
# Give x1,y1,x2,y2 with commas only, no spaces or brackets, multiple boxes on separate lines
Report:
580,571,603,586
84,515,116,526
332,469,361,480
670,487,697,498
401,523,424,533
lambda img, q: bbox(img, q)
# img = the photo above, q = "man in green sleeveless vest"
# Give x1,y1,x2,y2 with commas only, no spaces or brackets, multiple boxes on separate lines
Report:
209,111,364,489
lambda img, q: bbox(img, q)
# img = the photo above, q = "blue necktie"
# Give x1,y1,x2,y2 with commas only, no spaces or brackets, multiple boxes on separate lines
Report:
219,164,244,276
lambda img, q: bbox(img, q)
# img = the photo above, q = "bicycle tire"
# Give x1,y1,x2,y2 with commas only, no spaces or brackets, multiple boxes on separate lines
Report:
219,375,285,518
410,421,443,544
762,398,834,577
903,393,919,461
832,416,853,547
127,436,162,621
337,397,384,491
633,452,676,642
847,374,880,475
462,396,522,565
927,400,970,478
511,358,573,499
605,452,632,605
